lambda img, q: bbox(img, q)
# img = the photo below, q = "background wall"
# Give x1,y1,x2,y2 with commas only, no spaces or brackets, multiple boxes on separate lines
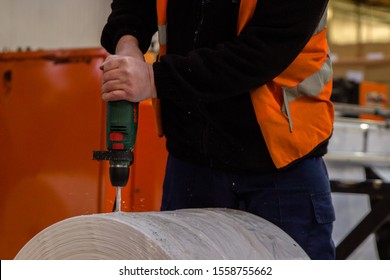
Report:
0,0,111,51
1,0,390,51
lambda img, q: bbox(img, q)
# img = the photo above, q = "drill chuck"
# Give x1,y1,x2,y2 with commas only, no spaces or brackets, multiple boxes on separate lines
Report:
109,164,130,187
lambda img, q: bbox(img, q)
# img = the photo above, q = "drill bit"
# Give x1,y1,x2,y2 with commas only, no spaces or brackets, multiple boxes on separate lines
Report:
115,187,122,212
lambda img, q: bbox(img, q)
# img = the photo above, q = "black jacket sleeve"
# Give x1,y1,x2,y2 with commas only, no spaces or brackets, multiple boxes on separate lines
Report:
154,0,329,103
100,0,157,54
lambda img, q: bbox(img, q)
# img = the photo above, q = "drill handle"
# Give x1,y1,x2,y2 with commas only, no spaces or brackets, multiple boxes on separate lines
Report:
106,100,138,151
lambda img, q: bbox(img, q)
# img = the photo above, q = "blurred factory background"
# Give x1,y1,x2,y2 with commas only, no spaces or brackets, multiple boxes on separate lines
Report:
1,0,389,260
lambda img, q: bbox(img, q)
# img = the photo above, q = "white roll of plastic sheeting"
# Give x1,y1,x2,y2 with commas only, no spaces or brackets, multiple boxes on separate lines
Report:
15,208,309,260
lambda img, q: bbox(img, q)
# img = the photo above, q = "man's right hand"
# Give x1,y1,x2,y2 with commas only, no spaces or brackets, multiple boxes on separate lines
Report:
100,35,157,103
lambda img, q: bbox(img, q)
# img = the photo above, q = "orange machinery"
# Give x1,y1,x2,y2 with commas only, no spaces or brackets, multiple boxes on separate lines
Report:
359,81,388,121
0,48,167,259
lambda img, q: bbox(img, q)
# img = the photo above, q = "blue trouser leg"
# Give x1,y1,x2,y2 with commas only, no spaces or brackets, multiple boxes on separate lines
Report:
161,155,336,260
160,155,240,209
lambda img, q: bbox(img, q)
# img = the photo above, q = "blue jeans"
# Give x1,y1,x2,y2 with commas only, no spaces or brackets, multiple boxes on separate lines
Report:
161,155,336,260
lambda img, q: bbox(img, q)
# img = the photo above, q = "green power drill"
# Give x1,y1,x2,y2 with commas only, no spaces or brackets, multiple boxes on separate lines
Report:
93,101,138,212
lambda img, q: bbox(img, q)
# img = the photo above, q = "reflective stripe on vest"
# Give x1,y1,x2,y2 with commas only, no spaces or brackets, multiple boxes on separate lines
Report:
152,0,168,137
156,0,334,168
157,0,168,57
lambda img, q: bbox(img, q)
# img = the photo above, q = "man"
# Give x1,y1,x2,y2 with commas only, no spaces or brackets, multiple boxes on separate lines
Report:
100,0,335,259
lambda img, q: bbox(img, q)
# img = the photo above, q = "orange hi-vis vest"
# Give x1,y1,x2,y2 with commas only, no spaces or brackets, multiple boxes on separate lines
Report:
156,0,334,169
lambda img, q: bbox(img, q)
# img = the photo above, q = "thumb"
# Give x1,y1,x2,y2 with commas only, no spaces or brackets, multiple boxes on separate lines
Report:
99,55,118,71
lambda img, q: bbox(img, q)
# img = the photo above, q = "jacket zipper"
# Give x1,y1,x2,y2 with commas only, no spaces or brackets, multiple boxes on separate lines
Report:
194,0,210,158
201,121,210,158
193,0,209,48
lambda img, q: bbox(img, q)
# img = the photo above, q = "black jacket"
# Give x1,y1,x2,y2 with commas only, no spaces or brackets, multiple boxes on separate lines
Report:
101,0,329,173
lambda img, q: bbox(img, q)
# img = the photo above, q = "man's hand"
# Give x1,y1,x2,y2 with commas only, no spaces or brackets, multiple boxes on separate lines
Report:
101,35,157,102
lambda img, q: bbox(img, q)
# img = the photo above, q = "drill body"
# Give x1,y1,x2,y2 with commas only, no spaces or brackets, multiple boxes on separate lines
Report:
93,100,138,211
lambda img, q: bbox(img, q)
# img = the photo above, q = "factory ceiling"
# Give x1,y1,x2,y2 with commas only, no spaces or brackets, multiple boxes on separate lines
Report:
341,0,390,7
332,0,390,25
358,0,390,6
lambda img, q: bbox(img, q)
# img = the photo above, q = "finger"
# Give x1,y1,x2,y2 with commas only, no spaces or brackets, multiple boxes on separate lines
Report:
102,68,122,84
102,90,128,102
100,60,118,72
102,79,127,95
102,79,136,102
100,55,121,71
